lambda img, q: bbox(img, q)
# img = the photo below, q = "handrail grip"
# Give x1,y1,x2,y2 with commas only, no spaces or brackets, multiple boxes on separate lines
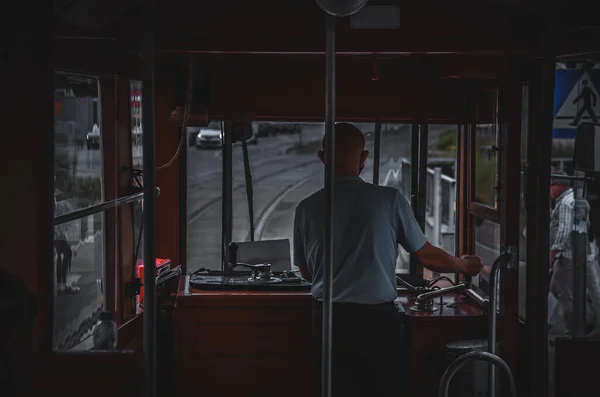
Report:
53,188,160,226
488,251,513,397
439,351,516,397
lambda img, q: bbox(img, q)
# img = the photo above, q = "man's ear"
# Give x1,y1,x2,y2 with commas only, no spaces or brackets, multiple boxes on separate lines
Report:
318,150,325,164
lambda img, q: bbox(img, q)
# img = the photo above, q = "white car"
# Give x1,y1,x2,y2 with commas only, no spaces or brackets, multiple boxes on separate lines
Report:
196,121,258,149
196,121,223,149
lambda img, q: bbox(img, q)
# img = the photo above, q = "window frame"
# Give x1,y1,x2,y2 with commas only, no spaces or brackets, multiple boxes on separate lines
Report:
52,71,107,351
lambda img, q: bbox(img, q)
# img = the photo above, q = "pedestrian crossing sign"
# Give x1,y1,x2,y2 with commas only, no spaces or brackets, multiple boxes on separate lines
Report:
553,69,600,138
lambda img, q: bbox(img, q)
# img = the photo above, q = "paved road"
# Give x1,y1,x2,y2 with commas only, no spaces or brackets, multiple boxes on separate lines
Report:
53,232,104,350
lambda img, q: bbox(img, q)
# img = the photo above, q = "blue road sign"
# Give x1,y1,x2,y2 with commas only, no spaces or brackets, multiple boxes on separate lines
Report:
553,69,600,139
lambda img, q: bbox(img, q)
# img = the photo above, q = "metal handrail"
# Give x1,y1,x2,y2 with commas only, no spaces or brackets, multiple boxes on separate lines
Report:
53,188,160,226
439,351,516,397
487,250,514,397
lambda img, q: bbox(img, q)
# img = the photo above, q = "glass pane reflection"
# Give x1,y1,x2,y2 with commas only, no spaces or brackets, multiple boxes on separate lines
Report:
474,217,500,287
379,124,412,273
474,123,498,209
53,216,104,350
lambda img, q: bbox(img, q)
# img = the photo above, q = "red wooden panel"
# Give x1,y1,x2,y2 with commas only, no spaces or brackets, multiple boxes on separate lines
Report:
33,352,141,397
208,71,470,121
154,60,181,266
178,355,317,397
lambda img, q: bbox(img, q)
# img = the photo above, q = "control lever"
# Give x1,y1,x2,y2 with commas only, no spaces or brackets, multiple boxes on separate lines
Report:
396,276,432,293
411,281,470,312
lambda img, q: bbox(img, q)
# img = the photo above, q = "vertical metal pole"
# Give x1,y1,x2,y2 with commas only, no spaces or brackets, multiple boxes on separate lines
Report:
373,121,381,185
241,139,255,241
221,121,233,269
322,12,336,397
141,0,157,395
179,122,188,272
572,187,589,337
418,124,429,231
411,123,428,276
410,123,420,217
525,4,556,396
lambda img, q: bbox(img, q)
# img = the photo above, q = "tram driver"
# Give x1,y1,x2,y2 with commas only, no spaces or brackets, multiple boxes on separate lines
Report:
293,122,482,397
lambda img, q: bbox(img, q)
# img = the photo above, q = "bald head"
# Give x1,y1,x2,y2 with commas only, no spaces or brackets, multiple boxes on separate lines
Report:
318,122,368,176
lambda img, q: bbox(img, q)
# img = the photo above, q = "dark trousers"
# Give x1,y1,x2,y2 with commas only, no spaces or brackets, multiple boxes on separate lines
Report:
550,256,574,334
312,299,409,397
55,239,72,285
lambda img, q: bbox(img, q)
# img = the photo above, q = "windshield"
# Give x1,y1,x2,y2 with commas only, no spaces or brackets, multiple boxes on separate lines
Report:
207,121,221,130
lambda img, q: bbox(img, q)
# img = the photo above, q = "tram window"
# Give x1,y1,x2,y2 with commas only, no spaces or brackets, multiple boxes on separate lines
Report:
130,81,144,274
379,123,412,273
473,217,500,288
474,123,499,209
425,125,458,280
230,122,322,272
53,72,105,351
186,121,224,272
130,81,143,169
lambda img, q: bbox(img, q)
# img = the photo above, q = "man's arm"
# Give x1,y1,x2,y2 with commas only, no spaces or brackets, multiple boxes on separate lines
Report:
293,205,311,281
413,242,467,274
394,191,479,276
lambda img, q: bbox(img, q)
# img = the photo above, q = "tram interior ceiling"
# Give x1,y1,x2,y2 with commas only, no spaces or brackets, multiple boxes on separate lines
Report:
5,0,600,397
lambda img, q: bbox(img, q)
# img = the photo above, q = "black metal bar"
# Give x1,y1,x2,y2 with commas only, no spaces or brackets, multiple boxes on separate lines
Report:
572,188,589,337
241,139,255,241
525,3,556,396
141,0,157,394
179,123,188,272
322,12,336,397
221,121,233,270
53,191,159,226
411,123,428,276
410,123,420,217
550,173,594,182
373,121,381,185
418,124,429,231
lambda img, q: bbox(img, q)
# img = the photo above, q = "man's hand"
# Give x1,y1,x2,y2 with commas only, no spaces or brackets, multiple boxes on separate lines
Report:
460,255,482,277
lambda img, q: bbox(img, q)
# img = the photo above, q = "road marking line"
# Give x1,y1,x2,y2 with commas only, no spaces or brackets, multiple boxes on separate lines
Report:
254,175,317,241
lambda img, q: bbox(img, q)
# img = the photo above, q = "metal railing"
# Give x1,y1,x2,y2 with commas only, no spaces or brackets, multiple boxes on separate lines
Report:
384,159,457,246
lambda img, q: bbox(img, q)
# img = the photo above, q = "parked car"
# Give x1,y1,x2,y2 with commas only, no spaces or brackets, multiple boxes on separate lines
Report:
196,122,259,149
196,121,223,149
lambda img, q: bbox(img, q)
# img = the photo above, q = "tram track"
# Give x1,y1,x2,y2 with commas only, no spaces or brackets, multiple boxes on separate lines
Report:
251,174,319,241
187,158,318,225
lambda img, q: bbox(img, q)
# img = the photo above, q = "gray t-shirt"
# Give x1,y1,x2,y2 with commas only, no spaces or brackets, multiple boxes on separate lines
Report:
293,175,427,304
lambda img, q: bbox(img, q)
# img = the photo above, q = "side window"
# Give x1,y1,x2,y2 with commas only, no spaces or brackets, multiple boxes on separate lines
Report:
425,125,459,281
53,72,105,351
130,81,144,314
379,123,412,273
